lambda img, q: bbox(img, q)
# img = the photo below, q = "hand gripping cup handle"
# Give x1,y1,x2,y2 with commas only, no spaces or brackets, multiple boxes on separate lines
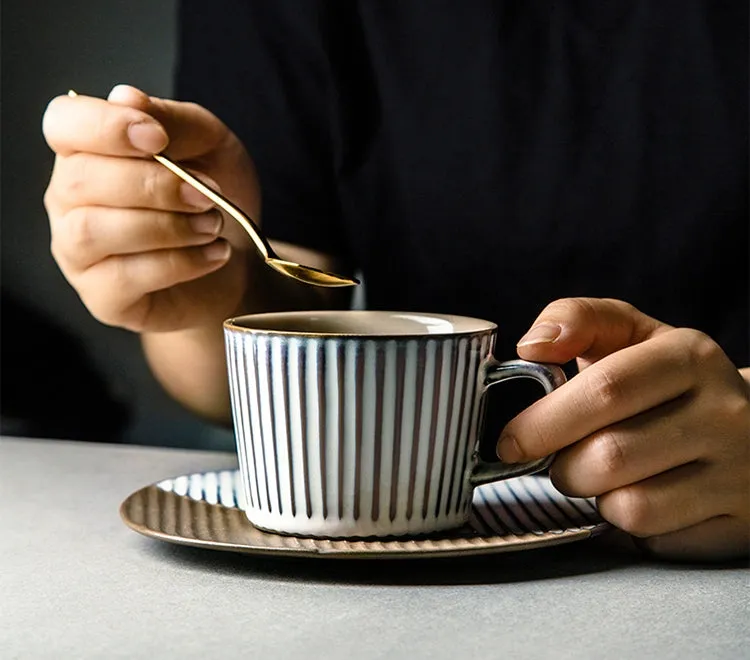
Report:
470,359,567,485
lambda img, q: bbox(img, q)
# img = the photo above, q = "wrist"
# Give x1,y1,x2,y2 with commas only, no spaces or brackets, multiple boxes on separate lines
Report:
141,323,232,426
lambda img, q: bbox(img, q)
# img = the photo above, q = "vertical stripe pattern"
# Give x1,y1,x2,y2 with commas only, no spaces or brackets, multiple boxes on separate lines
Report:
154,469,603,537
225,329,494,538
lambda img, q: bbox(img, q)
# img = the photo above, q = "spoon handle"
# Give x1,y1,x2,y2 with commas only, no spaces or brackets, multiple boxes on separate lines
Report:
153,153,272,260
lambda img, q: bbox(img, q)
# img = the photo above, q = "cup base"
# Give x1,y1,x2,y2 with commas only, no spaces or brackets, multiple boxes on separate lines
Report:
244,508,471,539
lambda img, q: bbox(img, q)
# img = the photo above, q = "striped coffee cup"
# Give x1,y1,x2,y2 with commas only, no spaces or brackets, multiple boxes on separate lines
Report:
224,311,566,538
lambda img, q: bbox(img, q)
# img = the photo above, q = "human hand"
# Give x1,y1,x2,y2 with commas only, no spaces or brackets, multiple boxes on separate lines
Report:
498,298,750,561
42,84,260,332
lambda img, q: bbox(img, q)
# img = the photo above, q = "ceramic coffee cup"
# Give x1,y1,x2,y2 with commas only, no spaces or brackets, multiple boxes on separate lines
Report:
224,311,566,538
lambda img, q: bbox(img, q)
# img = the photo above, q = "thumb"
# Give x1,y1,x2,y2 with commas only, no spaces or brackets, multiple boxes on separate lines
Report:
107,84,230,160
516,297,671,367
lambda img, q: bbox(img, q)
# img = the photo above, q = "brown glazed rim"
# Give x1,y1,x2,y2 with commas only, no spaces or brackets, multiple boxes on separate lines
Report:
223,310,498,339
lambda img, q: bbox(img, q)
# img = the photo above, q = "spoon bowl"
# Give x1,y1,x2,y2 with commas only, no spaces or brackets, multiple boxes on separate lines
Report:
266,259,360,287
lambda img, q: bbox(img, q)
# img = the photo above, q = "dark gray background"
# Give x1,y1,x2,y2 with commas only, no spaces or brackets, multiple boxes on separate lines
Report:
2,0,234,450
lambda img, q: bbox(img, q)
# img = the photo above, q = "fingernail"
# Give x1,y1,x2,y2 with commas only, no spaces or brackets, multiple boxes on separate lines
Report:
188,212,222,235
203,239,230,262
127,121,167,153
180,182,215,210
517,323,561,347
497,435,523,464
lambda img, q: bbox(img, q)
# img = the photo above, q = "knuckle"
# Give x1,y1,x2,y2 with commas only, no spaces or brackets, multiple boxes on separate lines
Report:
142,164,171,207
567,297,598,317
87,301,123,328
150,211,174,243
562,297,612,320
544,297,591,320
602,298,638,315
65,206,95,254
711,392,750,462
599,487,654,537
538,297,636,328
182,101,203,115
43,186,56,215
82,267,145,332
49,235,62,263
109,253,131,294
44,159,67,214
678,328,723,367
62,153,89,201
83,272,137,330
157,212,191,244
93,106,116,144
81,260,129,324
539,297,639,331
516,412,557,460
49,237,74,280
166,246,188,279
726,392,750,433
586,365,623,409
590,430,627,478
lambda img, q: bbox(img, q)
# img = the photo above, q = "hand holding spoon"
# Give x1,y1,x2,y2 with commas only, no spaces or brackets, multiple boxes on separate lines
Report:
68,90,359,288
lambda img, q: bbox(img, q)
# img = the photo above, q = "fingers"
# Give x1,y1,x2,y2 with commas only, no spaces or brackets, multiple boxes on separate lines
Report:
75,241,232,328
43,93,168,157
498,329,698,462
50,207,224,271
46,153,218,215
516,297,670,367
595,462,729,538
549,397,706,497
106,84,153,110
43,85,231,161
636,516,750,562
508,296,750,561
106,84,230,160
42,86,252,335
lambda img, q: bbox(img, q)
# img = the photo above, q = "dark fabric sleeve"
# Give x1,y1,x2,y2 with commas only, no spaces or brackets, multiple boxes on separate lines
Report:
174,0,350,263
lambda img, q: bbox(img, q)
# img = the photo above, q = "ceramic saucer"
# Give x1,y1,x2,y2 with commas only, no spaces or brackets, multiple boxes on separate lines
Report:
120,469,610,559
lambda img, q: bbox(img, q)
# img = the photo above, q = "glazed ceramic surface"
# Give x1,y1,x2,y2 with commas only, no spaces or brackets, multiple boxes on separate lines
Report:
120,469,609,559
224,311,566,537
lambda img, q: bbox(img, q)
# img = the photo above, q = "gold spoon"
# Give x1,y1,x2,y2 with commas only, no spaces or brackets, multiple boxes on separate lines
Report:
68,90,359,288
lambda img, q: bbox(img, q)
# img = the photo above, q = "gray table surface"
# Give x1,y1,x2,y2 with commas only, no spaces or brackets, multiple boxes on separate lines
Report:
1,436,747,660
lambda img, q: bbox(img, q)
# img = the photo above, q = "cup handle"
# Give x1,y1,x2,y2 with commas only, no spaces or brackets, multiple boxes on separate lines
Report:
469,359,567,486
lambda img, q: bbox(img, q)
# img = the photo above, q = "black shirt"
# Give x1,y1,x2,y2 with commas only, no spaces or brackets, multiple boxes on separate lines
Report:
176,1,748,372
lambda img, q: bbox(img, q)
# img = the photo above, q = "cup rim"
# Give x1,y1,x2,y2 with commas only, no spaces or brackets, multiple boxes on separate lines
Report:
224,310,497,338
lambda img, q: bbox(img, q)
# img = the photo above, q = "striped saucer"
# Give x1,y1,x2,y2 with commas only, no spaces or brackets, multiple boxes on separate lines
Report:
120,470,610,559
